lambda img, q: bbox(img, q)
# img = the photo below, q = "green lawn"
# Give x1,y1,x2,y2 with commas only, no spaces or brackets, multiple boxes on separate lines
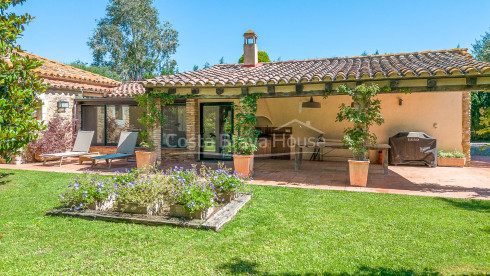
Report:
0,169,489,275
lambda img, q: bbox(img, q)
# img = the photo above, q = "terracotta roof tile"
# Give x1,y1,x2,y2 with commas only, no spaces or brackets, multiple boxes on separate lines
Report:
20,52,120,93
108,82,145,97
144,48,490,87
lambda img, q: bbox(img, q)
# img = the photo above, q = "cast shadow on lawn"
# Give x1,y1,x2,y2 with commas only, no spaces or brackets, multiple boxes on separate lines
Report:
0,172,13,185
218,258,441,275
438,197,490,213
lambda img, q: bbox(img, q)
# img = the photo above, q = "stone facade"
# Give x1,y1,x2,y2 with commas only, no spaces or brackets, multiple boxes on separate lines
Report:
40,89,79,122
156,98,199,161
462,91,472,166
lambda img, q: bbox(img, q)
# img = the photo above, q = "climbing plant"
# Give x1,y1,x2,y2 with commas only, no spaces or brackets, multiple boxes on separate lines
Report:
336,84,384,161
227,93,262,155
134,91,193,150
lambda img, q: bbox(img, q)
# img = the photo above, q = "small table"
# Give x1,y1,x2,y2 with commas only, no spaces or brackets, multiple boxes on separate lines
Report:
79,153,100,165
294,142,391,175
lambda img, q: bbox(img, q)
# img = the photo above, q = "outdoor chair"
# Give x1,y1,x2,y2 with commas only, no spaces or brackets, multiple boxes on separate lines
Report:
89,131,138,169
40,130,95,167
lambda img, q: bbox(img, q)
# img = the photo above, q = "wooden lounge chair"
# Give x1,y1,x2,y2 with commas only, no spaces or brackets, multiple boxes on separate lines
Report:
40,130,95,167
89,131,138,169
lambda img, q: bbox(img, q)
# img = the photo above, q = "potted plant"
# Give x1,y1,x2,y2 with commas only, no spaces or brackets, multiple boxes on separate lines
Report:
59,171,115,212
437,150,466,167
135,131,158,169
114,174,168,215
228,94,262,177
208,163,248,203
336,84,384,187
167,166,218,220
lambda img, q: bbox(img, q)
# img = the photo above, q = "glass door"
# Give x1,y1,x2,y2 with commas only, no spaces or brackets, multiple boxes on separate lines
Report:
200,103,233,160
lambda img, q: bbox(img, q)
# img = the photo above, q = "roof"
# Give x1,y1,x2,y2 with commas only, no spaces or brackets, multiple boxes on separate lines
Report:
21,52,120,93
108,82,146,97
143,48,490,87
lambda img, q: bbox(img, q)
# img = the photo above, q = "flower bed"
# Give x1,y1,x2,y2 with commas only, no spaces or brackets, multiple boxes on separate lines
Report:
58,164,249,220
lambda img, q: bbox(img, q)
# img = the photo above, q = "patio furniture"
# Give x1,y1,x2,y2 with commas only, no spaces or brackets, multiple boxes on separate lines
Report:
89,131,138,169
78,153,101,165
294,141,391,174
40,131,95,167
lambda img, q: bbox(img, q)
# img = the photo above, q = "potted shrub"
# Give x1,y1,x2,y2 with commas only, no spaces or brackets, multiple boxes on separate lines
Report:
114,174,169,215
437,150,466,167
208,163,248,203
167,166,218,220
59,172,115,212
228,94,262,177
135,131,158,169
336,84,384,187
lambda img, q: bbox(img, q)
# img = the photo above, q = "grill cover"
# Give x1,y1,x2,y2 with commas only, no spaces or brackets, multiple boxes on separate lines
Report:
389,132,437,166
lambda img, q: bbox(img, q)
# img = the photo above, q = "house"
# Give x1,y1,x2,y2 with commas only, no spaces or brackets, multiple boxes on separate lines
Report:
115,30,490,166
21,52,120,123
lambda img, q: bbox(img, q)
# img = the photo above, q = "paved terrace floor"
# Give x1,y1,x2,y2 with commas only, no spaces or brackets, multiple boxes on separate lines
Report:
1,156,489,200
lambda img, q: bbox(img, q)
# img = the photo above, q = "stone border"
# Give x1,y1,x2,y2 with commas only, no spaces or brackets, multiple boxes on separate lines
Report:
45,193,252,232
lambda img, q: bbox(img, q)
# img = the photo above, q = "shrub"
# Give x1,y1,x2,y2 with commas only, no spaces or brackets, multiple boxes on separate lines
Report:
167,166,217,212
438,150,465,158
59,171,114,210
27,115,76,155
207,164,248,199
114,175,170,208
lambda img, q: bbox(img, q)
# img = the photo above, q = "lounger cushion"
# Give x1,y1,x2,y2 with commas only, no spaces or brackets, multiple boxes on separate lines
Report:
89,153,133,160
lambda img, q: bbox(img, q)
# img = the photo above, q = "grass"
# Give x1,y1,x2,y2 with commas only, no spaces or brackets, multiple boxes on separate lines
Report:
0,169,489,275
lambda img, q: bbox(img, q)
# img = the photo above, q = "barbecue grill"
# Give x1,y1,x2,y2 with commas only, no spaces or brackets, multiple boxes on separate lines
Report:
389,132,437,167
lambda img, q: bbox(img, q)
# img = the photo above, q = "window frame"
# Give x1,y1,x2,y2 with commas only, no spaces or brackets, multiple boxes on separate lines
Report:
161,103,187,148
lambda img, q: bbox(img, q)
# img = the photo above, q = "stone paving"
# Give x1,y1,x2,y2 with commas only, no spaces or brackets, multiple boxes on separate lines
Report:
1,156,489,200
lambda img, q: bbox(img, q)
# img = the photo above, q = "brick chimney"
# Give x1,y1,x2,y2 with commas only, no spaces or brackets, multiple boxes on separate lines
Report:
243,30,258,67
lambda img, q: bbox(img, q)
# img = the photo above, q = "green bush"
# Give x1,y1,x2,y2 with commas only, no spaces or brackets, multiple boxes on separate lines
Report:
59,172,114,210
238,51,271,63
438,150,465,158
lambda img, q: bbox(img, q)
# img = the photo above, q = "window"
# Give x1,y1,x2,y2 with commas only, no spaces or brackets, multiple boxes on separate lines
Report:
81,105,146,145
114,105,123,120
162,104,186,148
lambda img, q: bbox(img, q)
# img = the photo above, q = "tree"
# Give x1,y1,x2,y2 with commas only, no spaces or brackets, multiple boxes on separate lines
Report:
336,84,384,161
203,62,210,68
88,0,179,81
68,61,122,81
0,0,48,163
192,65,199,71
238,51,271,63
471,28,490,62
219,57,225,64
160,59,179,75
360,51,368,56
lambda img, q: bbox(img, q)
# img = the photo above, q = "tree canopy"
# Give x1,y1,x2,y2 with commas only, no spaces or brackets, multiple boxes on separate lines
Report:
0,0,48,162
68,61,122,81
238,51,271,63
88,0,179,81
471,28,490,62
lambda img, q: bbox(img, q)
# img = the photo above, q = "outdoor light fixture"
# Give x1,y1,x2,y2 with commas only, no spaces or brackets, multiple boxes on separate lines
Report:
57,101,69,109
398,98,403,106
302,97,321,108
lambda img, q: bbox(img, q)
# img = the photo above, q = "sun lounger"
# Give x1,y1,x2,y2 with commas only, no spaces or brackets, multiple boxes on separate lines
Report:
89,131,138,169
40,131,95,167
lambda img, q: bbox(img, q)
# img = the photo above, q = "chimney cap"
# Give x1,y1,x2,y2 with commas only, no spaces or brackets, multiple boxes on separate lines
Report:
243,30,258,39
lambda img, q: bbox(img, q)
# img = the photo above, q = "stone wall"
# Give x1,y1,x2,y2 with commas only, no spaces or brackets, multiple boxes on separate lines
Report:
462,91,471,166
40,89,79,123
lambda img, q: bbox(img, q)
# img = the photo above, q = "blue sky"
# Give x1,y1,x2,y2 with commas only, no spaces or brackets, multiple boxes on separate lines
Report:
10,0,490,72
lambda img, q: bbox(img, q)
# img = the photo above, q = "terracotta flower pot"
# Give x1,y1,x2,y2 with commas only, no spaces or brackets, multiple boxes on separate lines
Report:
348,159,370,187
437,157,466,167
135,150,158,169
233,154,254,178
